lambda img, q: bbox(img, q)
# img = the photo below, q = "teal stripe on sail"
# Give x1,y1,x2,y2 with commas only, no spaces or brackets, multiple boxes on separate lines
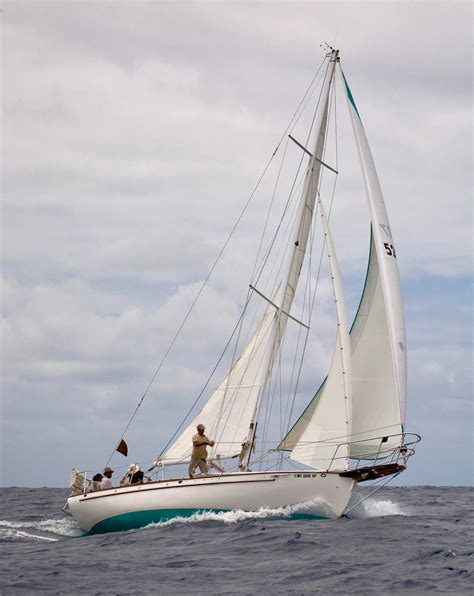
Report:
341,71,361,120
349,225,373,334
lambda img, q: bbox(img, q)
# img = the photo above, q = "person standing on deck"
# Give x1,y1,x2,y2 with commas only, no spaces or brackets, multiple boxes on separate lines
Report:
189,424,215,478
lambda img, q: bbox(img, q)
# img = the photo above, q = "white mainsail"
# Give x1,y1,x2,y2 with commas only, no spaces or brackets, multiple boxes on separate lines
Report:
159,51,340,467
284,194,352,470
279,67,406,462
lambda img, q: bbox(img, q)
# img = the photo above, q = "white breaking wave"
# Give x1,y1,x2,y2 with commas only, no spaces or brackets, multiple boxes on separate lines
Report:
145,498,334,530
0,517,81,540
0,528,58,542
348,498,408,518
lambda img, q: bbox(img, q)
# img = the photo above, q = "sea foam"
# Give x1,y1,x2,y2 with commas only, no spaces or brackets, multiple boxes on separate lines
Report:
0,527,59,542
348,497,408,518
0,517,81,540
144,498,335,530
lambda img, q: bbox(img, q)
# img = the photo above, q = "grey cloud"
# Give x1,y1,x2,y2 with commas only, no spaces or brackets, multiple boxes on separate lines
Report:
1,2,471,486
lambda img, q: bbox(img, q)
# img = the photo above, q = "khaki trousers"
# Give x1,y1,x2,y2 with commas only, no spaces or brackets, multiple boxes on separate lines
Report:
189,459,208,478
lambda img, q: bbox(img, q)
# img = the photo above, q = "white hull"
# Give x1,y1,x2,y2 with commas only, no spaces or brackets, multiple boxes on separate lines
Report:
68,471,355,534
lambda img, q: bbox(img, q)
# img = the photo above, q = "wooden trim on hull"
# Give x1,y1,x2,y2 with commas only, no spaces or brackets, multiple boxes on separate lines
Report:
339,463,406,482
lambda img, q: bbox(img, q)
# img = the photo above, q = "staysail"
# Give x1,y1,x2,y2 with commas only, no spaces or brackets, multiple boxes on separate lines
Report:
279,65,406,463
158,51,340,467
282,194,352,470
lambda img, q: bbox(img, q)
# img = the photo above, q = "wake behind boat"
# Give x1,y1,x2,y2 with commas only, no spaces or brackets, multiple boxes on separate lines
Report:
67,48,420,535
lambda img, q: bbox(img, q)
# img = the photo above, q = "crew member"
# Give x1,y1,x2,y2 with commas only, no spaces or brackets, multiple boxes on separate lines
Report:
189,424,215,478
100,466,114,490
88,473,103,492
120,464,144,486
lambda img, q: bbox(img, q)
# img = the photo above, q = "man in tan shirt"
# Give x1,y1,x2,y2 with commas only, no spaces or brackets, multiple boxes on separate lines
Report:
189,423,215,478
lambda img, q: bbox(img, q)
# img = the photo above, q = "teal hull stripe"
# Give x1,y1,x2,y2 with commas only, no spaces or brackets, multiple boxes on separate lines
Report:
341,71,361,120
88,508,326,535
89,508,224,534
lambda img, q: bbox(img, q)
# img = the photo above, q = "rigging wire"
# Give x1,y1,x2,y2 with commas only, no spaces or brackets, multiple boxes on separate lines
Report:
282,74,340,443
243,62,333,457
232,62,329,360
209,133,292,451
251,62,338,469
237,59,337,469
155,297,250,462
105,55,329,467
250,63,329,296
158,57,332,463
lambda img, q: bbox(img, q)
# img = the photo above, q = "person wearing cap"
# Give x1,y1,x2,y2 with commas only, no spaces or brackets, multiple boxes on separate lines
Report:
100,466,114,490
189,424,215,479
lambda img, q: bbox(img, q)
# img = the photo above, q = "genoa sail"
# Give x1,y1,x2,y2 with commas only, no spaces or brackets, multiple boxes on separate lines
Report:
342,69,406,456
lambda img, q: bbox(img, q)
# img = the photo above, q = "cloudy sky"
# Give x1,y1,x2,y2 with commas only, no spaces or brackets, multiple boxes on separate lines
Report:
2,1,472,487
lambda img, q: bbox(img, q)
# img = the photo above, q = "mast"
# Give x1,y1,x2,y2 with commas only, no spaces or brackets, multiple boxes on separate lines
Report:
159,50,339,470
240,49,340,467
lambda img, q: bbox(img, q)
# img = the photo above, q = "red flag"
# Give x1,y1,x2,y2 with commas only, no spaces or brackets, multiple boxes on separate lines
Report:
116,439,128,457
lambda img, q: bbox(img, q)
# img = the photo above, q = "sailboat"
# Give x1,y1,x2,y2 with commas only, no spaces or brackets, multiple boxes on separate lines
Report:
67,48,420,534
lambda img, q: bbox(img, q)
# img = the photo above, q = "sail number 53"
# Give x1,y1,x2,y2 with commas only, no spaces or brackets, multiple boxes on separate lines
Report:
384,243,397,258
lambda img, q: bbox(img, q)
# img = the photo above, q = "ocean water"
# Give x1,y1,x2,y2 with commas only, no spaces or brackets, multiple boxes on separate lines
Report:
0,486,472,595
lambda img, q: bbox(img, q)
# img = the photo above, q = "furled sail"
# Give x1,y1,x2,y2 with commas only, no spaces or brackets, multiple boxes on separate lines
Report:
341,69,406,456
281,194,352,470
158,52,339,467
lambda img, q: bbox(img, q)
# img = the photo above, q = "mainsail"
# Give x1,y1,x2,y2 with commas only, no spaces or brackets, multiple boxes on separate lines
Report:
158,51,340,467
279,66,406,462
